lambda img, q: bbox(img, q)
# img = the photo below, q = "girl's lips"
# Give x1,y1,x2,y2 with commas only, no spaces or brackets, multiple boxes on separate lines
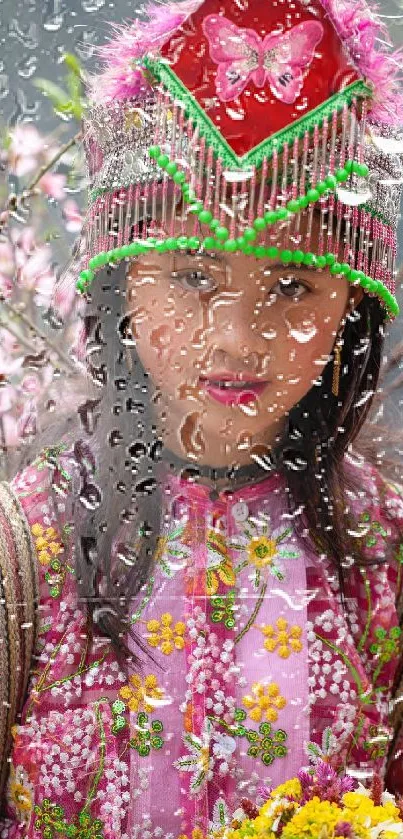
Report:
199,378,269,406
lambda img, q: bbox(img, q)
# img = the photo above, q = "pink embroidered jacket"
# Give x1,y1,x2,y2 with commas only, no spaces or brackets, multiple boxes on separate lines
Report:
1,443,403,838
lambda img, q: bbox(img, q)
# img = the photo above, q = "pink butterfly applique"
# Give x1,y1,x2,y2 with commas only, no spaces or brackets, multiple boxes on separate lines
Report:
202,15,324,104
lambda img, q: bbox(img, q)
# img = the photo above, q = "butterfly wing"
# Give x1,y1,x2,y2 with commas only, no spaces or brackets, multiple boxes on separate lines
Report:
203,14,263,102
263,21,324,105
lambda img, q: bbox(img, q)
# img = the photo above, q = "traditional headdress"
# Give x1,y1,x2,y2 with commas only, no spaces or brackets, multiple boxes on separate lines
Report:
74,0,403,320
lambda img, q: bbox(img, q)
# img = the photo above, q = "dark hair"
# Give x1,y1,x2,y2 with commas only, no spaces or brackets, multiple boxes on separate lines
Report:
13,256,397,671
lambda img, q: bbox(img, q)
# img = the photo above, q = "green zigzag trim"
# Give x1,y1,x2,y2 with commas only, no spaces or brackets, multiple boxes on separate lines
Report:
143,56,372,170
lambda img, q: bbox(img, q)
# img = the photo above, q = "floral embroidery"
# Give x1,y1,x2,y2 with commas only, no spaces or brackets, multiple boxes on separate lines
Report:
33,800,104,838
242,681,287,723
205,530,237,595
174,718,236,793
111,698,128,734
362,723,390,760
156,524,190,577
31,520,74,599
244,721,288,766
31,522,64,567
210,590,237,628
256,617,303,658
357,509,388,549
230,515,300,587
369,625,401,684
129,712,164,756
226,708,288,766
7,764,34,822
145,612,187,654
119,673,166,713
305,727,339,766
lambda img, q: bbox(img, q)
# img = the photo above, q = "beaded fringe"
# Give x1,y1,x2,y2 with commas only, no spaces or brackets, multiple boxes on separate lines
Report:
82,93,396,300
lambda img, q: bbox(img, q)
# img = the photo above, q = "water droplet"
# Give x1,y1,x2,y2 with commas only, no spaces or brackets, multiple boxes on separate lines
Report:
191,328,207,350
43,11,65,31
0,74,9,99
8,19,38,50
179,412,205,459
150,325,172,359
287,323,318,343
82,0,106,10
17,55,37,79
262,326,277,340
237,431,252,450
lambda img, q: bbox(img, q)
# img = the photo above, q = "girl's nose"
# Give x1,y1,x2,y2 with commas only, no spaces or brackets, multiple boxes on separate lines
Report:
202,288,271,362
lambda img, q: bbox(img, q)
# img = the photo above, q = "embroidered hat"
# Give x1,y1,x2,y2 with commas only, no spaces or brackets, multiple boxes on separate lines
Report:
74,0,403,320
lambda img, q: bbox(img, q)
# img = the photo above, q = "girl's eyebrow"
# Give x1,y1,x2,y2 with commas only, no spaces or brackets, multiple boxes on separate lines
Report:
266,262,319,273
182,248,226,264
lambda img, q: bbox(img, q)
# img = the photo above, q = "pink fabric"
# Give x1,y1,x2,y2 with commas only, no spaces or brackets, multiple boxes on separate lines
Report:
1,446,403,836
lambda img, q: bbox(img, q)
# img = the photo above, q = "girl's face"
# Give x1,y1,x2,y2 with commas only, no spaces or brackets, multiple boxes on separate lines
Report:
126,214,362,467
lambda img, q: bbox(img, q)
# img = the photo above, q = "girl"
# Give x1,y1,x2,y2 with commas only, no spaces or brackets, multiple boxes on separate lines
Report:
1,0,403,834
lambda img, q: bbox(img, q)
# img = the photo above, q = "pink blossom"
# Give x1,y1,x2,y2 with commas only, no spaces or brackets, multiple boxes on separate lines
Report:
9,227,57,307
7,124,45,177
0,330,25,376
39,172,67,201
62,199,83,233
0,239,15,299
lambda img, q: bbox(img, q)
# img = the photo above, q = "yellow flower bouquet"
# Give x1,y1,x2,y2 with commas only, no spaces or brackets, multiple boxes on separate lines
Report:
221,762,403,839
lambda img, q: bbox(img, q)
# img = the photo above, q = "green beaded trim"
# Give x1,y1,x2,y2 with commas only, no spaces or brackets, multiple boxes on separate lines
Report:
142,56,372,171
77,235,398,319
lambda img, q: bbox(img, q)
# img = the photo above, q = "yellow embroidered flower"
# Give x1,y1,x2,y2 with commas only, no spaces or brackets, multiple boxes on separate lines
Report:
31,522,64,567
247,535,279,570
119,673,165,713
145,612,186,655
7,765,33,820
258,618,303,658
242,681,287,723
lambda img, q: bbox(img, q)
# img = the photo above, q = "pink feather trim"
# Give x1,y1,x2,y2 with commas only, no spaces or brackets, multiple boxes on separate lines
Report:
321,0,403,126
86,0,203,105
87,0,403,128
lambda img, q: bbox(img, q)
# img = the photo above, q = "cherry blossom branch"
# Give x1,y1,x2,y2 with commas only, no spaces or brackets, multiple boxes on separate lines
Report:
0,296,78,374
0,129,82,233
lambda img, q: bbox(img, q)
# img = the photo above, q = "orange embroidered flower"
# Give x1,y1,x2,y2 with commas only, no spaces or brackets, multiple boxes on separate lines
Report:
31,522,64,567
258,617,303,658
206,530,236,595
119,673,165,713
242,681,287,723
146,612,186,655
177,830,206,839
7,764,33,820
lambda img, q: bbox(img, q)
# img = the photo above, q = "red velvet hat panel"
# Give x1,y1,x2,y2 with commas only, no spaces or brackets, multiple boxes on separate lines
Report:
159,0,363,163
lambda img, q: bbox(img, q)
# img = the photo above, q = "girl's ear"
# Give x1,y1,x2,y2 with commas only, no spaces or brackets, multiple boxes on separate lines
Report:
348,285,364,312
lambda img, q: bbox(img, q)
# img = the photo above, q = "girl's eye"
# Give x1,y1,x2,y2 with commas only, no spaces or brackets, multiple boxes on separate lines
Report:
270,276,310,299
173,270,218,293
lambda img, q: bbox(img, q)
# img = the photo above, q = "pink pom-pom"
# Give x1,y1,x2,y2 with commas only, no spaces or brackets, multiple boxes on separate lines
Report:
86,0,203,105
322,0,403,126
